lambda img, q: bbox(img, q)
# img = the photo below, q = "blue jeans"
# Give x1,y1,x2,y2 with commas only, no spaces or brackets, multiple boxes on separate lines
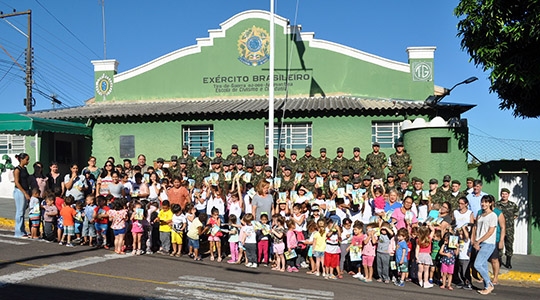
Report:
474,242,495,288
13,189,28,237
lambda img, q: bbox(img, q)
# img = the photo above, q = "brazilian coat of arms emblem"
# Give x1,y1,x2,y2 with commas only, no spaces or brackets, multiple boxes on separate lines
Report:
238,26,270,66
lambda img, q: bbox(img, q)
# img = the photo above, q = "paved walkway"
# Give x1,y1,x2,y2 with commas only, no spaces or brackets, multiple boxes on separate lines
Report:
0,197,538,284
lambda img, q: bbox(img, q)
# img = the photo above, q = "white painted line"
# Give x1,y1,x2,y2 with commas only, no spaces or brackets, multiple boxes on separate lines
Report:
0,253,129,288
0,238,28,245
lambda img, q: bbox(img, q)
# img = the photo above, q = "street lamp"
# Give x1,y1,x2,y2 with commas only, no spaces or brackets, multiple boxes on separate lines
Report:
425,76,478,106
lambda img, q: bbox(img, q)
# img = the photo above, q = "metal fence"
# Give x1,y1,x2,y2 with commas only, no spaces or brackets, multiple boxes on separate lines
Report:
468,133,540,162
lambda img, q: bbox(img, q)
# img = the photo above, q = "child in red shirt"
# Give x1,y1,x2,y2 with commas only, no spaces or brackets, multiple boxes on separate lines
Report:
59,195,77,247
93,195,111,248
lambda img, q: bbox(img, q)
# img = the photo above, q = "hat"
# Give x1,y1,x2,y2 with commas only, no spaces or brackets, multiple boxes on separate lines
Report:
215,148,222,154
331,174,339,179
200,147,207,152
308,167,316,173
311,205,320,211
330,167,338,173
305,146,312,152
320,147,326,153
123,158,132,163
290,150,297,155
297,167,304,173
387,172,395,178
247,144,254,149
337,147,344,153
279,147,286,152
182,144,188,150
156,157,165,163
443,175,451,182
246,161,254,168
231,144,238,149
415,178,424,184
429,178,438,184
211,158,220,165
179,158,187,164
466,177,475,182
254,160,263,166
373,142,380,147
321,168,329,174
353,169,360,174
170,155,178,161
501,188,511,194
451,179,461,185
401,177,410,183
362,175,372,181
236,160,243,165
284,165,292,171
196,156,203,162
223,160,230,165
353,147,360,152
264,166,272,172
395,141,404,147
397,169,405,174
353,177,362,184
341,169,350,176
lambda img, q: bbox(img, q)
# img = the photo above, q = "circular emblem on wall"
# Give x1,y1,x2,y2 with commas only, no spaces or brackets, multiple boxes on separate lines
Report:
95,74,113,96
412,61,433,82
238,26,270,66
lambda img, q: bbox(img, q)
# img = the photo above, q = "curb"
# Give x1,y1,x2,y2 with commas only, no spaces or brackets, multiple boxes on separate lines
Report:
0,217,15,230
500,271,540,283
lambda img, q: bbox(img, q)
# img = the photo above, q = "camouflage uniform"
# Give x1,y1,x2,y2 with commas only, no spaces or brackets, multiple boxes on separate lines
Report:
446,191,467,213
226,153,243,165
316,157,333,173
288,159,301,174
388,152,412,176
181,154,195,172
299,155,318,173
301,177,317,192
365,152,387,179
495,200,519,258
347,157,367,176
191,165,209,186
331,157,349,173
243,153,260,166
280,177,296,193
430,189,446,205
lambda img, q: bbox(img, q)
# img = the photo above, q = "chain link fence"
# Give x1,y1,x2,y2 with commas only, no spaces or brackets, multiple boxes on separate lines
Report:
468,133,540,162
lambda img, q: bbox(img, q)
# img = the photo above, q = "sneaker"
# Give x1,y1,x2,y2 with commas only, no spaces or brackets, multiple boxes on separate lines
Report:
423,282,434,289
419,281,423,288
463,284,473,291
246,263,253,268
227,259,236,264
328,275,337,280
66,243,74,247
287,266,293,273
59,241,64,245
300,261,310,269
291,267,299,272
352,273,362,279
428,279,433,284
250,263,258,268
397,281,405,287
314,272,320,276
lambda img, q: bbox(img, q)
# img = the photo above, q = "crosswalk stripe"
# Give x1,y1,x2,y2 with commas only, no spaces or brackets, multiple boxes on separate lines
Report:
0,238,28,245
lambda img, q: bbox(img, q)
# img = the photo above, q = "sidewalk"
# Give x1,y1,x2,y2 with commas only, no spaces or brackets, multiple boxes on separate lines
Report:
0,197,538,285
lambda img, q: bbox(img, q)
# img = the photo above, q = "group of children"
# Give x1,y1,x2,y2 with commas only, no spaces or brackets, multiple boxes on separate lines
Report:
27,181,476,293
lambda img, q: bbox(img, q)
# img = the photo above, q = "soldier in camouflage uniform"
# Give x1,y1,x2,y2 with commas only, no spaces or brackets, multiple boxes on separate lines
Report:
384,172,397,192
299,146,318,173
243,144,260,166
279,165,295,193
199,147,212,169
288,150,301,174
365,142,387,180
446,180,466,211
388,141,412,176
495,188,519,269
339,169,352,188
213,148,224,166
169,155,181,179
428,178,445,205
332,147,348,173
180,144,195,172
251,160,265,186
437,175,452,201
276,148,290,175
226,144,243,165
191,157,209,186
411,178,425,204
347,147,367,176
301,167,318,192
316,148,332,174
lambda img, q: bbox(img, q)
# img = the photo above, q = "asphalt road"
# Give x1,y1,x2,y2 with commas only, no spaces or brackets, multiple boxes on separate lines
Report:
0,231,539,300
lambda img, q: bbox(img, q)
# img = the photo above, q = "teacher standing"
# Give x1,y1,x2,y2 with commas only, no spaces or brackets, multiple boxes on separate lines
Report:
13,153,30,238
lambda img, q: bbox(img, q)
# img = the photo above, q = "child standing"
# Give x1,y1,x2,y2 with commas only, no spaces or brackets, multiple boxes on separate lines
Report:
324,218,341,279
227,214,241,264
285,219,299,272
360,223,378,282
376,223,393,283
370,182,386,217
208,207,223,262
394,228,410,287
82,195,97,246
270,215,286,271
131,201,146,255
257,214,271,266
311,219,327,276
429,229,442,285
439,232,459,290
93,195,110,249
59,196,77,247
456,227,472,290
108,199,128,254
170,203,186,257
240,213,258,268
349,220,365,280
186,212,209,261
416,224,435,288
42,193,58,242
73,201,84,243
155,200,173,255
28,188,41,239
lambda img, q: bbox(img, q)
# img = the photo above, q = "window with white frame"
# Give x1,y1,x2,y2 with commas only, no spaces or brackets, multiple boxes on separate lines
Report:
183,125,214,157
265,123,312,150
0,134,25,154
371,121,402,148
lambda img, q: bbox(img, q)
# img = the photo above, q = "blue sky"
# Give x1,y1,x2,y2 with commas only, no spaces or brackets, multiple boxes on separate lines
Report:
0,1,539,153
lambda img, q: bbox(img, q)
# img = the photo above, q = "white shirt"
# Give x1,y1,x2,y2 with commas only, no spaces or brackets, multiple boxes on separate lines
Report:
243,194,252,214
454,209,473,228
476,211,497,244
206,196,225,216
241,224,256,244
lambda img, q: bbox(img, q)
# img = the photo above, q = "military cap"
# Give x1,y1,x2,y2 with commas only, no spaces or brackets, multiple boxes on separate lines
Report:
330,167,338,173
320,147,327,153
305,146,312,152
429,178,438,184
215,148,222,153
182,144,189,150
466,177,475,182
265,145,269,149
254,160,263,166
362,175,372,181
170,155,178,161
179,158,187,164
247,144,254,149
387,172,395,178
401,177,410,183
264,166,272,172
443,175,451,182
337,147,344,153
341,169,350,176
156,157,165,163
236,160,243,165
279,147,286,152
246,161,254,168
373,142,381,147
415,178,424,184
500,188,511,194
196,156,203,162
331,174,339,179
353,177,362,184
397,169,405,174
284,165,292,171
451,179,461,185
297,167,305,173
368,171,376,177
395,141,404,147
320,168,329,174
200,147,207,152
353,147,360,152
223,160,230,165
231,144,238,149
290,150,297,155
308,167,316,173
353,169,361,174
211,158,220,165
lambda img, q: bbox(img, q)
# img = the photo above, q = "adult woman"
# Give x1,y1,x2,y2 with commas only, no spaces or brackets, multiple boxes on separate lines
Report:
96,161,114,196
453,196,474,229
107,171,125,199
391,196,418,230
13,153,30,238
64,163,87,203
28,161,48,198
437,201,453,234
384,189,402,212
82,156,101,181
251,180,273,221
46,161,63,195
472,195,497,295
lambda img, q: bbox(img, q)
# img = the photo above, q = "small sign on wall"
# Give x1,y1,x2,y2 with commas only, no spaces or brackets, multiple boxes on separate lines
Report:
120,135,135,158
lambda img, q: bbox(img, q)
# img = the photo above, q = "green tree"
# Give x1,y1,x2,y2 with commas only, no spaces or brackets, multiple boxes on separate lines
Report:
455,1,540,118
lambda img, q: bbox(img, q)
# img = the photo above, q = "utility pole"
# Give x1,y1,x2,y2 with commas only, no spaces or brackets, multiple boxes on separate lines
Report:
0,9,32,111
